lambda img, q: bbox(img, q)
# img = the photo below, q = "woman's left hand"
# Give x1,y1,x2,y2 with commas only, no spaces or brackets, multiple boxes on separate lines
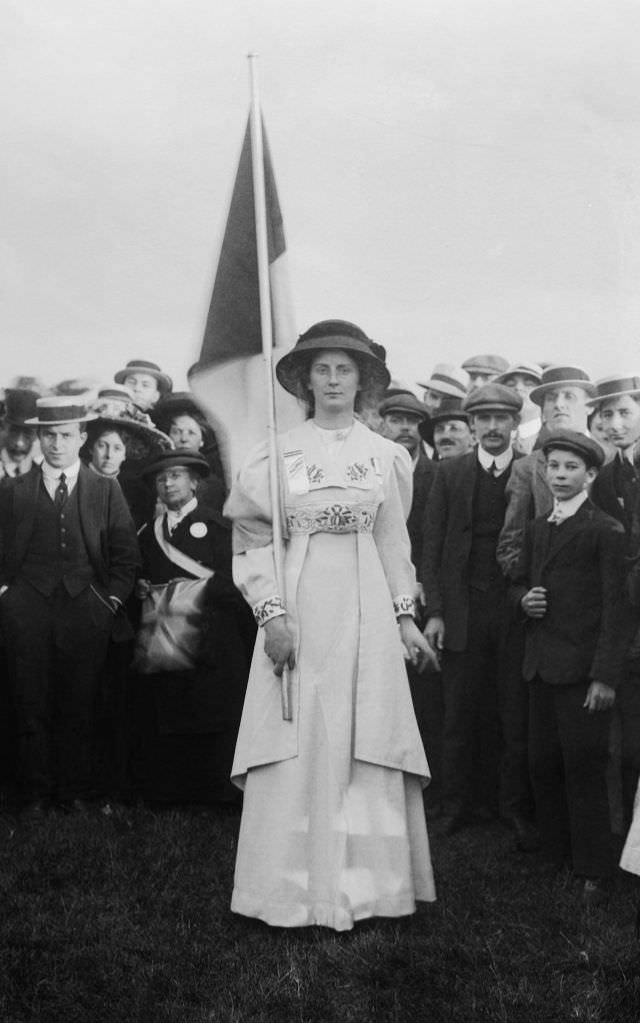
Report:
399,617,439,674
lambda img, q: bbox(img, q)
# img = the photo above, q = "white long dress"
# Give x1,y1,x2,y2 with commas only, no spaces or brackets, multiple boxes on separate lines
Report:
225,419,436,930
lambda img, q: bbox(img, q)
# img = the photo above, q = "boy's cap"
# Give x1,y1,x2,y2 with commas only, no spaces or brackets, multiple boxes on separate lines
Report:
586,374,640,408
541,428,604,469
462,382,522,416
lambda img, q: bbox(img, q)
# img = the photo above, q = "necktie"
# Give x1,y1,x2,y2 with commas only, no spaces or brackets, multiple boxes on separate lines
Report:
13,465,20,477
547,505,564,525
489,461,498,477
55,472,68,509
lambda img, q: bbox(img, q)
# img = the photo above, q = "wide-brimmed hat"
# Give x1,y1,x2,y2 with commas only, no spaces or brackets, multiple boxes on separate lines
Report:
416,363,469,398
419,396,469,444
463,382,523,416
461,354,509,377
114,359,173,395
150,391,208,429
494,361,543,387
85,387,172,459
529,366,595,407
275,320,391,396
25,396,98,426
142,449,210,479
541,428,604,469
378,391,429,421
586,374,640,408
3,388,41,427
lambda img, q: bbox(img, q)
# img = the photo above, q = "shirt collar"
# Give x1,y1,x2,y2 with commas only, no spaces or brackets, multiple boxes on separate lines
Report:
617,446,636,466
166,496,198,527
41,459,81,481
548,490,589,523
477,444,513,474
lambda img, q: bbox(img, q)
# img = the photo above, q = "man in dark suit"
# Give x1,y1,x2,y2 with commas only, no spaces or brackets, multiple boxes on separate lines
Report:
422,383,534,843
0,396,139,816
379,391,441,809
511,430,627,904
588,375,640,832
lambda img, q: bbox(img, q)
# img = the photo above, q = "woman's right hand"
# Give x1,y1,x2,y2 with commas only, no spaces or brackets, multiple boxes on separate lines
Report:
263,616,296,677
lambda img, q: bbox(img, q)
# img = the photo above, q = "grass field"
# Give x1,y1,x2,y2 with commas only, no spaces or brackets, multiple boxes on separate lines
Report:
1,803,639,1023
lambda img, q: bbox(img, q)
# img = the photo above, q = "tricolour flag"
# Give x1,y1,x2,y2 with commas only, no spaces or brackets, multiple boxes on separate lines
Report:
189,115,302,483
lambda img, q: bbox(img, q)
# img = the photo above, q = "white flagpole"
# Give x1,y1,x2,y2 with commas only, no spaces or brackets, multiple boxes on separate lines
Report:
248,54,292,721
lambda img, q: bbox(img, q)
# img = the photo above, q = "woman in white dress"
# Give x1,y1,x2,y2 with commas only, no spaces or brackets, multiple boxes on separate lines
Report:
225,320,437,930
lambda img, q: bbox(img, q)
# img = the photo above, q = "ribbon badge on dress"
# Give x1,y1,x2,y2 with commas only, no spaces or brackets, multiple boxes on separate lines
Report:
283,449,309,495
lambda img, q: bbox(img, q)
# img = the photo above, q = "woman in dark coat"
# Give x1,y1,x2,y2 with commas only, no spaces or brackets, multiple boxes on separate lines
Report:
151,392,227,513
131,450,255,805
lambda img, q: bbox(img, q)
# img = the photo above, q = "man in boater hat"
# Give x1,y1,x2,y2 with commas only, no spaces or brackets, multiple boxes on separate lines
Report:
0,396,139,817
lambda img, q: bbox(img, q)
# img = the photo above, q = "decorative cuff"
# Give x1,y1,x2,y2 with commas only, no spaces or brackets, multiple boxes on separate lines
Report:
253,596,286,627
393,594,416,618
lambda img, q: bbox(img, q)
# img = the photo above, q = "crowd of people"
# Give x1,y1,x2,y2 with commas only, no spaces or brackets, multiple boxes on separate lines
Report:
1,333,640,930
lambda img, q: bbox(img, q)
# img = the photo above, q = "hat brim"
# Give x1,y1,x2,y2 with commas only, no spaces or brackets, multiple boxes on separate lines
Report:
529,380,596,407
151,395,204,426
24,413,99,425
416,379,468,399
276,337,390,396
114,368,173,394
586,387,640,408
419,411,468,445
142,452,211,478
85,417,172,458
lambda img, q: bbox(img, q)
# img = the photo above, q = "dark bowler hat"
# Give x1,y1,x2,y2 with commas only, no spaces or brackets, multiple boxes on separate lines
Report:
529,366,595,407
276,320,391,396
462,382,523,416
3,388,41,427
586,374,640,408
419,396,469,444
142,449,210,478
461,354,509,376
541,429,604,469
25,395,98,426
378,391,429,421
114,359,173,395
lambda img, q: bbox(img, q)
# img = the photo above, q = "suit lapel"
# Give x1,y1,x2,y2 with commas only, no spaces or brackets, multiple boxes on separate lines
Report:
77,464,103,568
541,500,592,569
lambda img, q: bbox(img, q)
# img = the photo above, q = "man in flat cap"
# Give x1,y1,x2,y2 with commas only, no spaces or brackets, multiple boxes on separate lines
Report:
588,375,640,833
461,354,509,394
0,396,139,817
496,366,595,580
422,383,535,844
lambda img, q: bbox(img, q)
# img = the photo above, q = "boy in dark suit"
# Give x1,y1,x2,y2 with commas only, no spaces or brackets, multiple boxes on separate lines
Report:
511,429,627,905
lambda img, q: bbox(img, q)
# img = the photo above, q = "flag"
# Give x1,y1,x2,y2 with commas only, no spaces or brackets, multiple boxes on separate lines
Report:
189,115,302,483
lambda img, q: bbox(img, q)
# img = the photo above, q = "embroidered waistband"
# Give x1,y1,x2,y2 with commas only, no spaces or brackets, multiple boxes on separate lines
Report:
286,503,376,534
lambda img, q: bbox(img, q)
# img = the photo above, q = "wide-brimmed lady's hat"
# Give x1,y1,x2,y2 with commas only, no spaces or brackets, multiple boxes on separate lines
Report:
150,391,209,429
25,395,98,426
85,387,172,459
114,359,173,395
529,366,595,407
275,320,391,396
142,449,210,478
586,374,640,408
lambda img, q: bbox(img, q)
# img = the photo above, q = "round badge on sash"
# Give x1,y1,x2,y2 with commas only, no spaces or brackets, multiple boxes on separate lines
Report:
189,521,208,539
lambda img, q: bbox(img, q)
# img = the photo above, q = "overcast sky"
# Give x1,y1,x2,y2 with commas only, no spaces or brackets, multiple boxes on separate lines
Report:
2,0,640,394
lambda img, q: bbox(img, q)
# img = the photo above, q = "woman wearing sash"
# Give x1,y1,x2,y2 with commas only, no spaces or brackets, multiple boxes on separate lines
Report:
131,450,254,805
225,320,437,930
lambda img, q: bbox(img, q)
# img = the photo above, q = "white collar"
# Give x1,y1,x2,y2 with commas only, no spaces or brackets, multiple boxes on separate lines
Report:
41,459,81,481
617,446,636,466
477,445,513,475
166,496,198,529
548,490,589,523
